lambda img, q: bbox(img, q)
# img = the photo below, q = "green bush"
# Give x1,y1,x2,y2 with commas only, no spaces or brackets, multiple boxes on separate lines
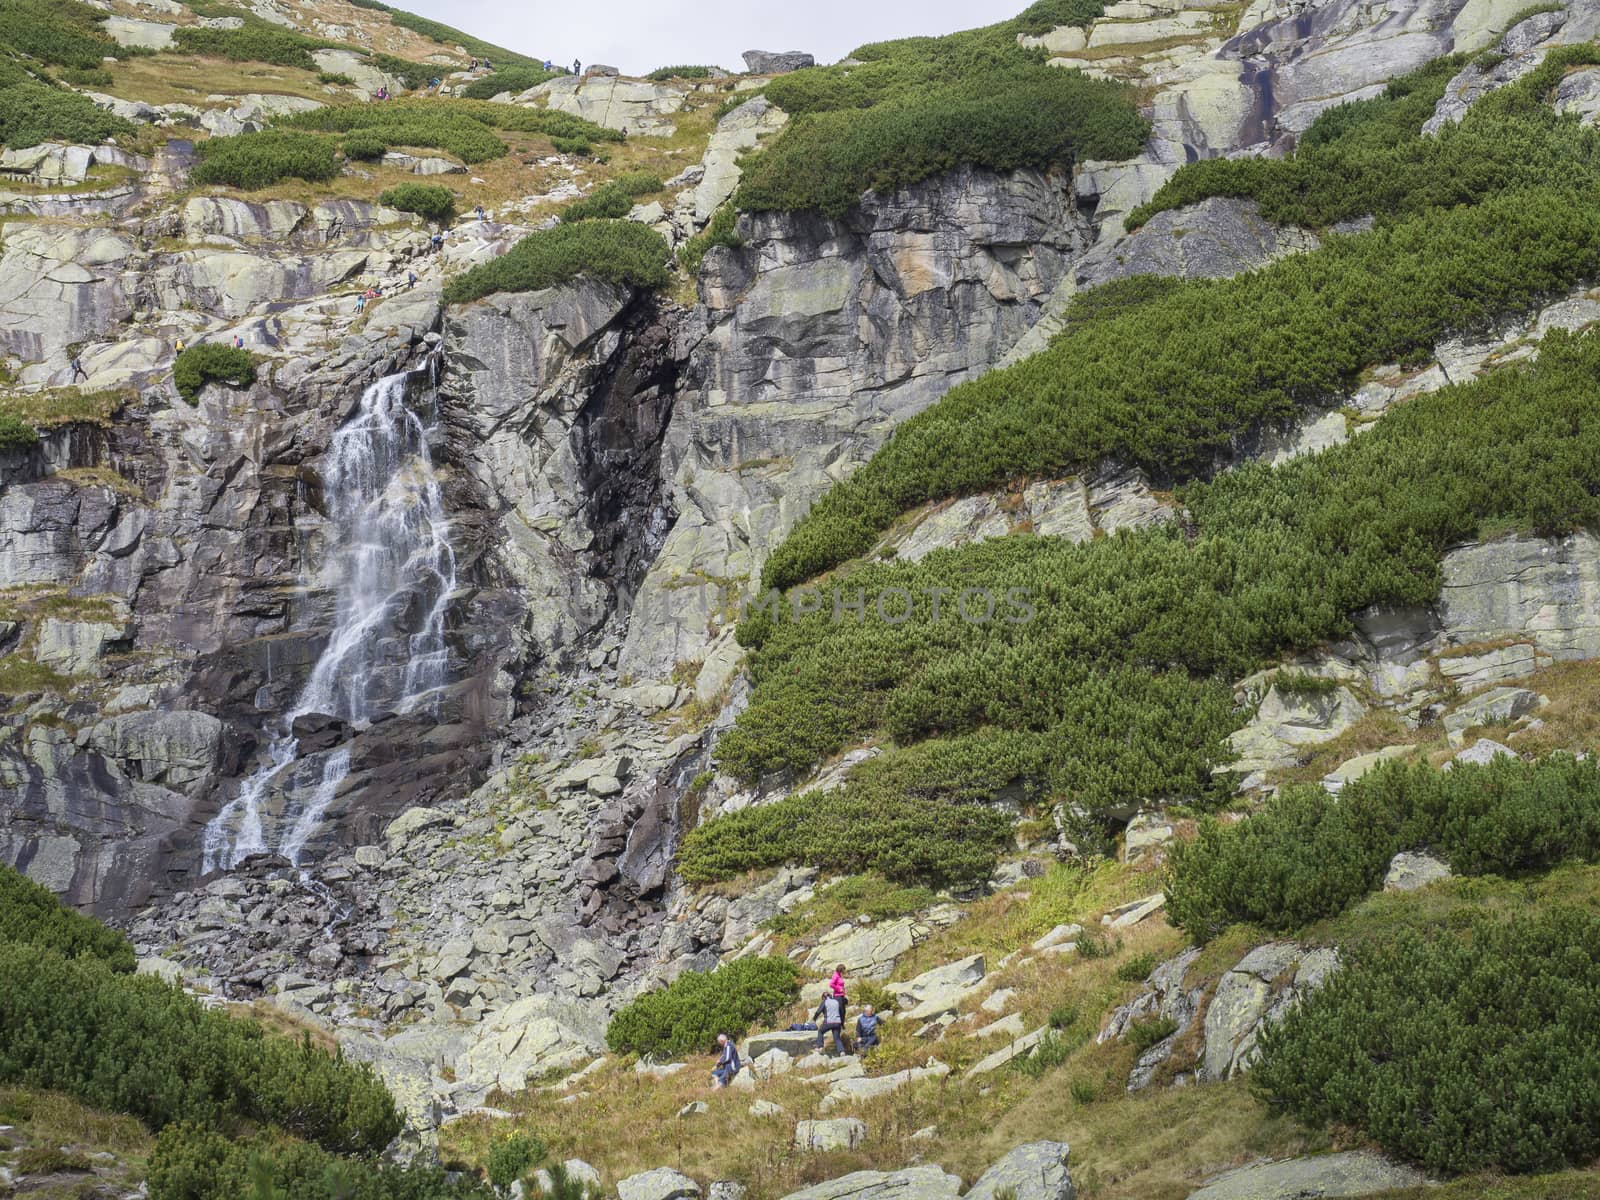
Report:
342,133,387,161
559,181,633,222
281,99,620,166
606,957,800,1057
0,0,120,68
379,181,455,221
443,219,669,304
549,135,591,155
0,864,134,970
318,70,356,86
1165,786,1404,942
172,344,257,403
678,777,1016,888
646,64,719,80
1254,908,1600,1174
737,1,1136,217
190,131,339,189
0,410,39,451
0,78,131,149
148,1124,493,1200
1167,754,1600,940
460,66,561,99
0,943,400,1153
1115,951,1160,983
170,21,340,69
486,1132,546,1191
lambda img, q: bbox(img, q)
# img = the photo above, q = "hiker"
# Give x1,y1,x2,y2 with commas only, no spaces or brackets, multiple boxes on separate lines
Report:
175,337,185,355
356,294,366,314
70,356,87,382
573,59,581,75
829,964,847,998
855,1005,881,1052
813,991,848,1056
431,231,443,252
232,335,243,349
429,76,441,89
470,57,479,69
711,1033,740,1088
475,204,486,222
407,270,417,289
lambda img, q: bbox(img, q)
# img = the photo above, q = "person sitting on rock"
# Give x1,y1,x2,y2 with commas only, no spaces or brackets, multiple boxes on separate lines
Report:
814,991,848,1056
855,1005,881,1052
711,1033,740,1088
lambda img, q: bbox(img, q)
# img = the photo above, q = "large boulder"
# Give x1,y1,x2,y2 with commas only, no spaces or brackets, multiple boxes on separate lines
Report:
1227,685,1367,774
454,994,607,1094
527,76,687,135
1202,944,1339,1080
888,954,986,1021
618,1168,701,1200
967,1142,1075,1200
742,50,815,74
746,1030,823,1059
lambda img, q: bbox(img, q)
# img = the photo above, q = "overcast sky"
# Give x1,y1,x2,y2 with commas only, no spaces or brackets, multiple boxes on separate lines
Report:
399,0,1024,77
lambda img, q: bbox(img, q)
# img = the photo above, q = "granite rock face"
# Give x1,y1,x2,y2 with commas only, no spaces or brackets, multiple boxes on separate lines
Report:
620,165,1092,685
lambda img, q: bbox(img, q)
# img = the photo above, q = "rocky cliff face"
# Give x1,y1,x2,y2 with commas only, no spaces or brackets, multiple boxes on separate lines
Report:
6,0,1600,1142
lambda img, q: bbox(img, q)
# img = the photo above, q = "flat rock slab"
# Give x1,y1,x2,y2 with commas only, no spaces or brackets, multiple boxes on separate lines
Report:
967,1141,1075,1200
780,1165,960,1200
1185,1151,1428,1198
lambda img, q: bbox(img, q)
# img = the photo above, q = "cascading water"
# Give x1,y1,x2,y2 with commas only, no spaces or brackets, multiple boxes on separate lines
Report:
202,368,457,874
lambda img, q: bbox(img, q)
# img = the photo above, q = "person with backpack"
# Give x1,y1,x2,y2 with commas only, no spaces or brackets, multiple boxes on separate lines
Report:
813,991,848,1055
710,1033,740,1088
855,1005,881,1052
69,356,87,382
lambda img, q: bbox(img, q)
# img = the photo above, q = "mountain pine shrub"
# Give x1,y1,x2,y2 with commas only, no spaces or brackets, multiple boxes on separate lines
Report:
559,173,661,223
190,132,340,190
173,344,257,403
148,1123,493,1200
0,864,135,970
0,943,400,1152
0,75,131,149
378,181,455,221
443,220,669,303
460,66,562,99
0,411,39,451
1167,753,1600,940
606,957,800,1057
1254,907,1600,1174
0,0,120,68
282,100,620,165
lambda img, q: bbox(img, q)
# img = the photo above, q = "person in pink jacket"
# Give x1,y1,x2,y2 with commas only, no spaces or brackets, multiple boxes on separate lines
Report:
829,964,847,998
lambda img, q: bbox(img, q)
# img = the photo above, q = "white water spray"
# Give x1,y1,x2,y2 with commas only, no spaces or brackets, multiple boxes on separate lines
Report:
202,370,457,873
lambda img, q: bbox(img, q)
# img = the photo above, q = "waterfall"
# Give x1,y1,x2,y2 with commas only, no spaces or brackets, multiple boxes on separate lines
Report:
202,369,457,874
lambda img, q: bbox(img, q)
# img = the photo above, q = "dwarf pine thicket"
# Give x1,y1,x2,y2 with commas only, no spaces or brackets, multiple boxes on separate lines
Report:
280,99,622,164
735,0,1147,217
443,219,672,304
1167,754,1600,940
0,0,135,146
606,956,800,1057
379,181,458,221
189,130,342,189
172,344,258,404
1254,907,1600,1174
682,317,1600,885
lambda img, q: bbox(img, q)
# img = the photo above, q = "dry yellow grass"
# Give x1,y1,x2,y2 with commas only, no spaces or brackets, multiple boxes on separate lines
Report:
104,55,343,107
